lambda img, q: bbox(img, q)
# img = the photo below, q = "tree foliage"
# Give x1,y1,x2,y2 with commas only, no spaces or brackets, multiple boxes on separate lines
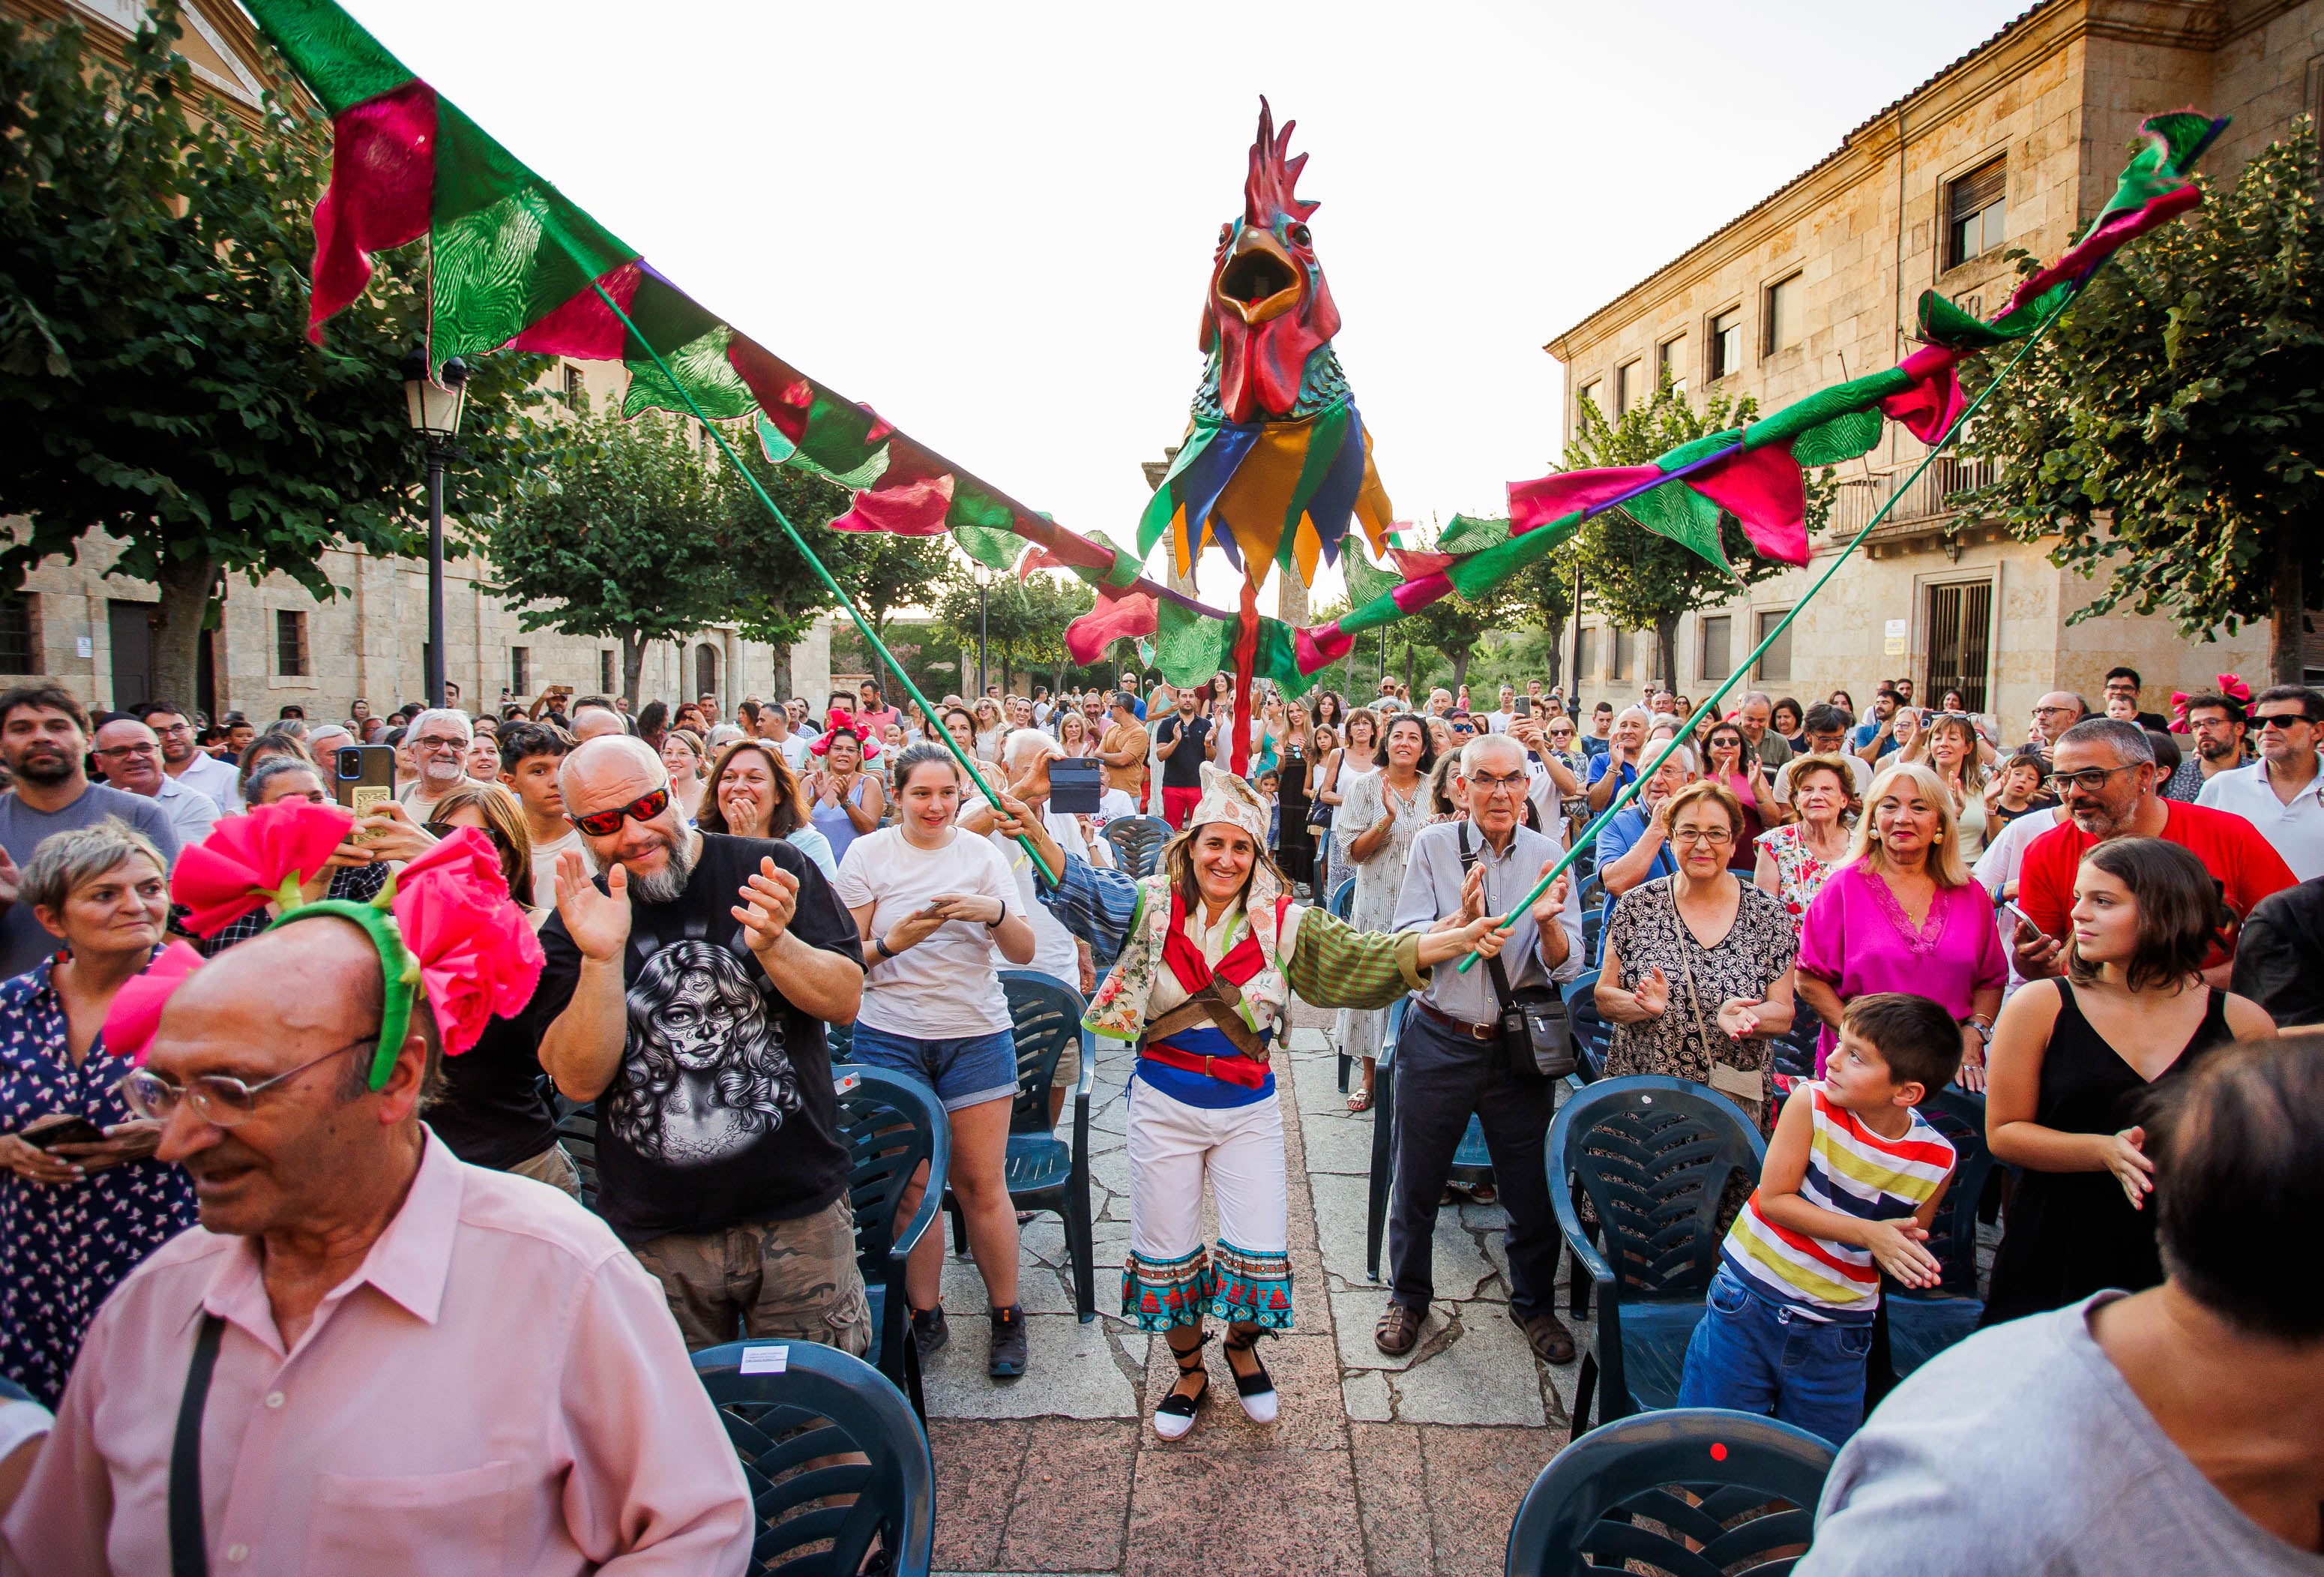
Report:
1959,122,2324,681
481,404,735,703
928,570,1095,695
0,5,547,706
1564,382,1823,686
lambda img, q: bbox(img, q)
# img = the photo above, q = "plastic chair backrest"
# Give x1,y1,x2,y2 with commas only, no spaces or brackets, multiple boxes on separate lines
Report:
999,970,1089,1136
1504,1408,1834,1577
1560,971,1613,1083
1914,1084,1996,1297
1101,815,1170,878
692,1339,936,1577
1328,877,1356,921
551,1096,599,1211
834,1068,948,1292
1548,1076,1765,1300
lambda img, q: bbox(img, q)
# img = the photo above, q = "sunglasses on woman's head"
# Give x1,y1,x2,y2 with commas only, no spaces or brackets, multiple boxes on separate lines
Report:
571,785,672,838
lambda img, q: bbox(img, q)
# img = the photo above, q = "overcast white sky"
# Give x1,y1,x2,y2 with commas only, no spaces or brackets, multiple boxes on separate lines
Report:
345,0,2031,612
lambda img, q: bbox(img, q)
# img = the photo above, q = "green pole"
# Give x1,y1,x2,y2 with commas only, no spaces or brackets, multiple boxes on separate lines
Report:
1456,295,2069,973
588,282,1059,881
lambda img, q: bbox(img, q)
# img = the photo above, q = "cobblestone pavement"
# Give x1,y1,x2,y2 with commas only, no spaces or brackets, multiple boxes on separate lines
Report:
921,999,1594,1577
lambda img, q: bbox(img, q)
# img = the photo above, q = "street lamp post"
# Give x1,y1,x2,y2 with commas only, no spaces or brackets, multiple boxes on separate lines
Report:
402,352,469,709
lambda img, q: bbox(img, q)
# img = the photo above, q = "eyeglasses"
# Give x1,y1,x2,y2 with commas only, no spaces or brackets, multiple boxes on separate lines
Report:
118,1036,373,1127
94,743,160,759
150,721,193,738
2255,712,2313,730
1468,772,1527,793
1673,827,1736,847
2032,704,2080,718
2053,763,2138,793
571,785,672,837
412,735,468,754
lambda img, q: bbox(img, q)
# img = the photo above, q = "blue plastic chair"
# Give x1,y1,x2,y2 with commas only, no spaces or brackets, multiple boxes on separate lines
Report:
1884,1084,1996,1381
1578,874,1607,969
1549,1076,1766,1432
1328,877,1359,1091
692,1339,936,1577
1504,1408,1835,1576
1101,814,1170,879
834,1067,949,1418
1561,970,1613,1084
550,1096,599,1213
944,970,1098,1321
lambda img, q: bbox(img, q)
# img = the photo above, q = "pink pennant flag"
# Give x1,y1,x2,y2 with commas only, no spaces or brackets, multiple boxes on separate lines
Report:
1508,466,1664,533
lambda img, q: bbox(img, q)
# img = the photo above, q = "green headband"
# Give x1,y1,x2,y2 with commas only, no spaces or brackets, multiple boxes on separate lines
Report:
269,881,419,1090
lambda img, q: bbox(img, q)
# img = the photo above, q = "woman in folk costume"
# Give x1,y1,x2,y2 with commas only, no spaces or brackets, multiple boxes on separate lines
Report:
990,763,1512,1439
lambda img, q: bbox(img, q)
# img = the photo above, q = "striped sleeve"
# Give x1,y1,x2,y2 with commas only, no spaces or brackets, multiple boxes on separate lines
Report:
1030,850,1143,968
1284,904,1427,1011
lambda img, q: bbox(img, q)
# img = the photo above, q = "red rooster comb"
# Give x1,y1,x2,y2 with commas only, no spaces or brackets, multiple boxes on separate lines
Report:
1244,97,1319,229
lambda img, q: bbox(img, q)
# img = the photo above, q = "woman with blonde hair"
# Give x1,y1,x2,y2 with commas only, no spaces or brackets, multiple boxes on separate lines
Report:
1795,760,2006,1088
972,697,1006,763
659,727,710,823
1904,711,1991,859
422,781,536,911
1056,709,1095,759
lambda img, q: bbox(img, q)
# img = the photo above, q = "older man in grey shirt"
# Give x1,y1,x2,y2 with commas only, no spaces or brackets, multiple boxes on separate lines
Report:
1374,734,1585,1365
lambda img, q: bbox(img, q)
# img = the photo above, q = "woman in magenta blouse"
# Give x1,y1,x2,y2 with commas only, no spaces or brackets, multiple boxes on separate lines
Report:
1796,760,2005,1090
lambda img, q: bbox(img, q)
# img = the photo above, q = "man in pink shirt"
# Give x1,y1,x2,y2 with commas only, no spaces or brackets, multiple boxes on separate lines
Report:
1,916,753,1576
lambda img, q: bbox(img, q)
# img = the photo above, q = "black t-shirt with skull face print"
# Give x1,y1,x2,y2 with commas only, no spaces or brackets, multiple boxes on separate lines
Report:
531,832,863,1246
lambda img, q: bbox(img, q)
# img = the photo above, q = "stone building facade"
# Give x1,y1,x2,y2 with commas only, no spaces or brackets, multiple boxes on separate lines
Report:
3,0,837,723
1546,0,2320,727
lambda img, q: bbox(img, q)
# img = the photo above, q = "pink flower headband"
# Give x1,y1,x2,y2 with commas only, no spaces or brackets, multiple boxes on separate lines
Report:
104,802,543,1089
2170,673,2253,730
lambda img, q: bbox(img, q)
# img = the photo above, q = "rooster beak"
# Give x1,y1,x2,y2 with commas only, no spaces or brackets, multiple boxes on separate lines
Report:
1214,227,1303,325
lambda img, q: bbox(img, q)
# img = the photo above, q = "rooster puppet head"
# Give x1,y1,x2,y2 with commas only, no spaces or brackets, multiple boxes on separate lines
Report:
1200,97,1343,424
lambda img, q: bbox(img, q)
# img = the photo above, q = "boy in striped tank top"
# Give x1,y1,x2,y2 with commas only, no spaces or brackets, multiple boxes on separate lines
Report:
1677,994,1961,1444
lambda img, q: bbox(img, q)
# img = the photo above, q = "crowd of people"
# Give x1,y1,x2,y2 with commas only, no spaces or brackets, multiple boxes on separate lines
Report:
0,657,2319,1570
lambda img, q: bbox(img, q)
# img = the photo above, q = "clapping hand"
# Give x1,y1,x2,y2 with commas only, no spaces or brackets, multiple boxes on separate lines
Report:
556,850,631,962
1529,865,1571,932
1631,966,1672,1019
1458,859,1489,922
2102,1126,2156,1210
1862,1219,1945,1288
0,846,22,910
1716,996,1765,1039
731,856,799,955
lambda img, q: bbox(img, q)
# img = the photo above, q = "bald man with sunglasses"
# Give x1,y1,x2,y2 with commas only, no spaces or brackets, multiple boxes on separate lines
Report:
529,736,873,1354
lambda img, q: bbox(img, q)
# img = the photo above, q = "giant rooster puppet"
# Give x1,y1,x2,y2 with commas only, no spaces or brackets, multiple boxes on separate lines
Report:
1128,100,1392,772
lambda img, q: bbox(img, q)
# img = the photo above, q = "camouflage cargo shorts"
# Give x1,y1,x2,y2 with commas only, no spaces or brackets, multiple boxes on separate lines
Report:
630,1194,872,1357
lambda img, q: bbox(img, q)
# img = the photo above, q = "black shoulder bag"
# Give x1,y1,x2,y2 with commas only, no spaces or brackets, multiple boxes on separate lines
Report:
1457,823,1574,1081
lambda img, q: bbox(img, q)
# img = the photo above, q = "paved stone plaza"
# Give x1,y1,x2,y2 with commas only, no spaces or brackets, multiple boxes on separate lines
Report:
920,1000,1594,1577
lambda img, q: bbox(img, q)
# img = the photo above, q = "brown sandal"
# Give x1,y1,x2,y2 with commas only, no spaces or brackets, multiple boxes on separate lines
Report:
1374,1301,1423,1356
1514,1308,1577,1365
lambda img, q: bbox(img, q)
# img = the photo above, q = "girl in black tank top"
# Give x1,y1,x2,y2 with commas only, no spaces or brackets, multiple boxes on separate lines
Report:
1981,981,2233,1325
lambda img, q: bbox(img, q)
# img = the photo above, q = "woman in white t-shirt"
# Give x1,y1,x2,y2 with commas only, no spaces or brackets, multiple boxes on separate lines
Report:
834,742,1040,1378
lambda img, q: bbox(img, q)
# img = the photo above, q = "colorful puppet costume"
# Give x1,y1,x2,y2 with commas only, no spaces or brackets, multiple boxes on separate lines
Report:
1041,767,1422,1434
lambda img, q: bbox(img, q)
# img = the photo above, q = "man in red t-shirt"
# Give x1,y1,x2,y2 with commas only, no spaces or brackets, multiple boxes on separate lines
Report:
2015,718,2296,987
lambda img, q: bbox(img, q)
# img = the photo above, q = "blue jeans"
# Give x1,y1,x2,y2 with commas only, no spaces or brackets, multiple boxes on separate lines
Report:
1676,1267,1872,1447
847,1023,1020,1112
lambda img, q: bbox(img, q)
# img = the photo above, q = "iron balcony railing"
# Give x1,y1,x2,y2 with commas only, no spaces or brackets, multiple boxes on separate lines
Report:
1821,453,2000,540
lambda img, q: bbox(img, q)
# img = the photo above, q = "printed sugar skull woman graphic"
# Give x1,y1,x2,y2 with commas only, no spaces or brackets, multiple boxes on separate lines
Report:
611,940,801,1166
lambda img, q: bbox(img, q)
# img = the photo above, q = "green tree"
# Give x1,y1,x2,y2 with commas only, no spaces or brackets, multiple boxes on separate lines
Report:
483,404,732,704
0,6,546,706
1565,382,1816,686
1959,123,2324,682
929,570,1093,694
822,532,956,643
1513,538,1578,693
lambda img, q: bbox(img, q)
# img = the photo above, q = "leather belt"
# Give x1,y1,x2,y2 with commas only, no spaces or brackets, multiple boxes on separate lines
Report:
1415,999,1501,1042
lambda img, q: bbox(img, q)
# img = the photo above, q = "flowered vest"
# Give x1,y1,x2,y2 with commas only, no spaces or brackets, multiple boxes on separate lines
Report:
1085,870,1294,1043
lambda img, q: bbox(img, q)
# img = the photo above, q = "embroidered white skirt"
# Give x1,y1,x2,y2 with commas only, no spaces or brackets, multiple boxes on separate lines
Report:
1120,1075,1293,1331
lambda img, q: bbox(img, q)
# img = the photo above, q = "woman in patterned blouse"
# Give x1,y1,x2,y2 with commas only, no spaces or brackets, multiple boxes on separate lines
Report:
1752,754,1857,927
0,821,197,1406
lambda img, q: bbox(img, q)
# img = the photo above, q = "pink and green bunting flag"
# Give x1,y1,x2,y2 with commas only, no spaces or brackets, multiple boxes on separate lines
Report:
1294,109,2227,676
244,0,2224,690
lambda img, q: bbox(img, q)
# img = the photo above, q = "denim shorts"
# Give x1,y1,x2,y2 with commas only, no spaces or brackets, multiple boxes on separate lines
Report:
849,1022,1020,1113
